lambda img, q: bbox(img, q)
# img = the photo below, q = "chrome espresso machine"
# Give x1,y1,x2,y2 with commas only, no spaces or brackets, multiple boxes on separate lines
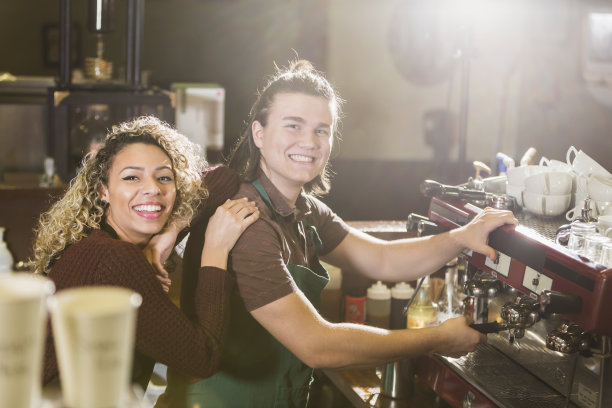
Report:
413,181,612,408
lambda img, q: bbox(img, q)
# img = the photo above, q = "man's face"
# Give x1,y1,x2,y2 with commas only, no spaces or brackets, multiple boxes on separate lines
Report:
252,92,334,201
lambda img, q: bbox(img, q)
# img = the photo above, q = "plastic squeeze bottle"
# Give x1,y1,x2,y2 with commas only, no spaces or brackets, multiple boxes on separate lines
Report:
390,282,414,330
366,281,391,329
0,227,14,274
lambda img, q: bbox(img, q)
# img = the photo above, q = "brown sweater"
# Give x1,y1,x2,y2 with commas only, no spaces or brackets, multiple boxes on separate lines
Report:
42,225,233,386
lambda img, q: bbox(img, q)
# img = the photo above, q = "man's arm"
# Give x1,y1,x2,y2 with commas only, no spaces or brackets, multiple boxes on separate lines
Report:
322,207,518,282
251,290,484,369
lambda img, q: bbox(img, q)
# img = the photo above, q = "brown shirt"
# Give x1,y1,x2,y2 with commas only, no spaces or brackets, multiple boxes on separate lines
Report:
230,174,350,311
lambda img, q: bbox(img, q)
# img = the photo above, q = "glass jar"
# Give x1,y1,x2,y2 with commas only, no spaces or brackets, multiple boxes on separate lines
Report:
567,221,598,255
407,276,437,329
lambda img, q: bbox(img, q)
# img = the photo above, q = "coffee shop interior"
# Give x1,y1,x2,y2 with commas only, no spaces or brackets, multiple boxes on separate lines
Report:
2,0,612,407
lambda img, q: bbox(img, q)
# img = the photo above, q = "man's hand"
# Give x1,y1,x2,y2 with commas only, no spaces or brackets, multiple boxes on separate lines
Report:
451,207,518,261
432,316,486,358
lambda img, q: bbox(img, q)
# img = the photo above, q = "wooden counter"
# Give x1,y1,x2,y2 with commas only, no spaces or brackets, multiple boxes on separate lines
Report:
317,367,450,408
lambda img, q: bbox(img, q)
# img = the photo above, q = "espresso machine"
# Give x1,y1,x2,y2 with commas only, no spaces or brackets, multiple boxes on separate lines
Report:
413,182,612,408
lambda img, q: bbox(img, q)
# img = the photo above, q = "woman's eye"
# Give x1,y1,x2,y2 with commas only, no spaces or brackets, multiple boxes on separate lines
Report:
122,175,139,181
158,176,174,182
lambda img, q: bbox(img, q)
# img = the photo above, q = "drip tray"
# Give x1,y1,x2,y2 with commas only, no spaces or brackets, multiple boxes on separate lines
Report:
439,343,577,408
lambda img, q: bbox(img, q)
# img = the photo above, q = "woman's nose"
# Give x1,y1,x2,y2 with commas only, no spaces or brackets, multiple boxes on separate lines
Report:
142,178,161,195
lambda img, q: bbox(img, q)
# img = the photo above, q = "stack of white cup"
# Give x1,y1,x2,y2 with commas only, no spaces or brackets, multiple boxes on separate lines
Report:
505,165,550,207
561,146,612,221
522,170,573,217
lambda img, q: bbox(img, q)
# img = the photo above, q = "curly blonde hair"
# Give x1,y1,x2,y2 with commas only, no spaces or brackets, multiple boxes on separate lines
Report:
30,116,206,275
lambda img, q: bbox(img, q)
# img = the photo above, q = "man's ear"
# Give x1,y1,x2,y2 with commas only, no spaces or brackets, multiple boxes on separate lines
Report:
252,120,264,149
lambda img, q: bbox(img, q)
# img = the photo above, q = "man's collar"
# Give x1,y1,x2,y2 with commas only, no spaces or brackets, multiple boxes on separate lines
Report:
257,174,312,221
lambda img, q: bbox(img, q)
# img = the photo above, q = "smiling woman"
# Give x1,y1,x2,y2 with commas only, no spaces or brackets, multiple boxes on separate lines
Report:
30,116,259,390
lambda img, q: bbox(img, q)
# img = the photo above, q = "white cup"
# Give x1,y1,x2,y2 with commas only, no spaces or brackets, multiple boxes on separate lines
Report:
579,174,612,202
524,171,573,195
48,286,142,408
598,215,612,238
506,165,551,187
523,191,571,217
506,183,525,206
566,199,600,221
566,146,612,178
599,203,612,216
0,274,55,408
540,156,573,172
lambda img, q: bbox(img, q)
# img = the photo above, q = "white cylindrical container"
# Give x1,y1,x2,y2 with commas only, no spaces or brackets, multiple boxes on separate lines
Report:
0,227,14,274
366,281,391,329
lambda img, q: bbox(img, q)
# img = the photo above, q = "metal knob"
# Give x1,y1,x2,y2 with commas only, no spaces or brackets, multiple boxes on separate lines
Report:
546,323,592,355
499,296,541,339
463,274,501,298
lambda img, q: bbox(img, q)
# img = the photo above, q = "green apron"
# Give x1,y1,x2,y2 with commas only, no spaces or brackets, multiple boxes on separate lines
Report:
167,181,330,408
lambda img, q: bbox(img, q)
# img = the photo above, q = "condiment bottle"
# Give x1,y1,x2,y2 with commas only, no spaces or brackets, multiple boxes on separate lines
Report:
345,288,366,324
0,227,14,274
366,281,391,329
407,276,437,329
390,282,413,330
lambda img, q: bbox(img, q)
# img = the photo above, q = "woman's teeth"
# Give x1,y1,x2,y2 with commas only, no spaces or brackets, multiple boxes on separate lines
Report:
134,204,162,212
290,154,314,163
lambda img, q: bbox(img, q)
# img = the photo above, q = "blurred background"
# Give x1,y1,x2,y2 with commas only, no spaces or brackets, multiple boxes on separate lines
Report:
2,0,612,220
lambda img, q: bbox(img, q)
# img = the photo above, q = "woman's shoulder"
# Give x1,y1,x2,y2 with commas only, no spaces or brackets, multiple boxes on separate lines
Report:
75,229,142,256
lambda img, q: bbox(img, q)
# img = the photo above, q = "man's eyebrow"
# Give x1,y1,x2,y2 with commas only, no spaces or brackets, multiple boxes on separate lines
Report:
282,116,306,123
282,116,331,129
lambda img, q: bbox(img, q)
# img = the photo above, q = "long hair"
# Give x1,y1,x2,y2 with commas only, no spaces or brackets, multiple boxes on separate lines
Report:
227,59,343,195
30,116,206,275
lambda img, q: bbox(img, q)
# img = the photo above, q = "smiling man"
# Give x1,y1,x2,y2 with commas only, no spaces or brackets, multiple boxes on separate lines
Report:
161,60,518,408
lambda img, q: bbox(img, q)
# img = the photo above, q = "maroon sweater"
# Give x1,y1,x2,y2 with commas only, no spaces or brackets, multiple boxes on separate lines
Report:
42,226,233,386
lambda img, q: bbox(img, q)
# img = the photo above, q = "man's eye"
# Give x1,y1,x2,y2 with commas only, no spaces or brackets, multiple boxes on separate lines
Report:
287,124,299,130
316,129,329,135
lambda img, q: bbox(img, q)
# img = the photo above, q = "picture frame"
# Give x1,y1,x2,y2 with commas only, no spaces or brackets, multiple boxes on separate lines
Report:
42,23,82,68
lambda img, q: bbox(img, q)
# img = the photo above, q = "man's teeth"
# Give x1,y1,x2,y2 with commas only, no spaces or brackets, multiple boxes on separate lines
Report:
134,205,162,212
290,154,314,163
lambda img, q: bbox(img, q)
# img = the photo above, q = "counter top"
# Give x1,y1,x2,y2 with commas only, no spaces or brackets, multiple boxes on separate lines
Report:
320,366,450,408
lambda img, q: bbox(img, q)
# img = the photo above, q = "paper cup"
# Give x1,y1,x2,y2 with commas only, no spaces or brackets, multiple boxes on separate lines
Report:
48,286,142,408
0,274,55,408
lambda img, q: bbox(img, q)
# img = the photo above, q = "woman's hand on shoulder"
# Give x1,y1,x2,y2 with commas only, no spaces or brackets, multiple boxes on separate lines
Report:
201,198,259,268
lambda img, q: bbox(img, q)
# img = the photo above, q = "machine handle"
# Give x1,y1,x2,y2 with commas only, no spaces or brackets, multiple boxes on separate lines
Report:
469,322,507,334
420,180,488,201
539,290,583,315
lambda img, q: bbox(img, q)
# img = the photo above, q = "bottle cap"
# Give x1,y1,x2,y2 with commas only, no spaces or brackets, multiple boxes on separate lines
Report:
367,281,391,300
391,282,414,299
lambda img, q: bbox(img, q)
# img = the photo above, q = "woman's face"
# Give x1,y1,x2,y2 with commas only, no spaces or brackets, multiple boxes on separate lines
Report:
252,92,333,201
98,143,176,246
